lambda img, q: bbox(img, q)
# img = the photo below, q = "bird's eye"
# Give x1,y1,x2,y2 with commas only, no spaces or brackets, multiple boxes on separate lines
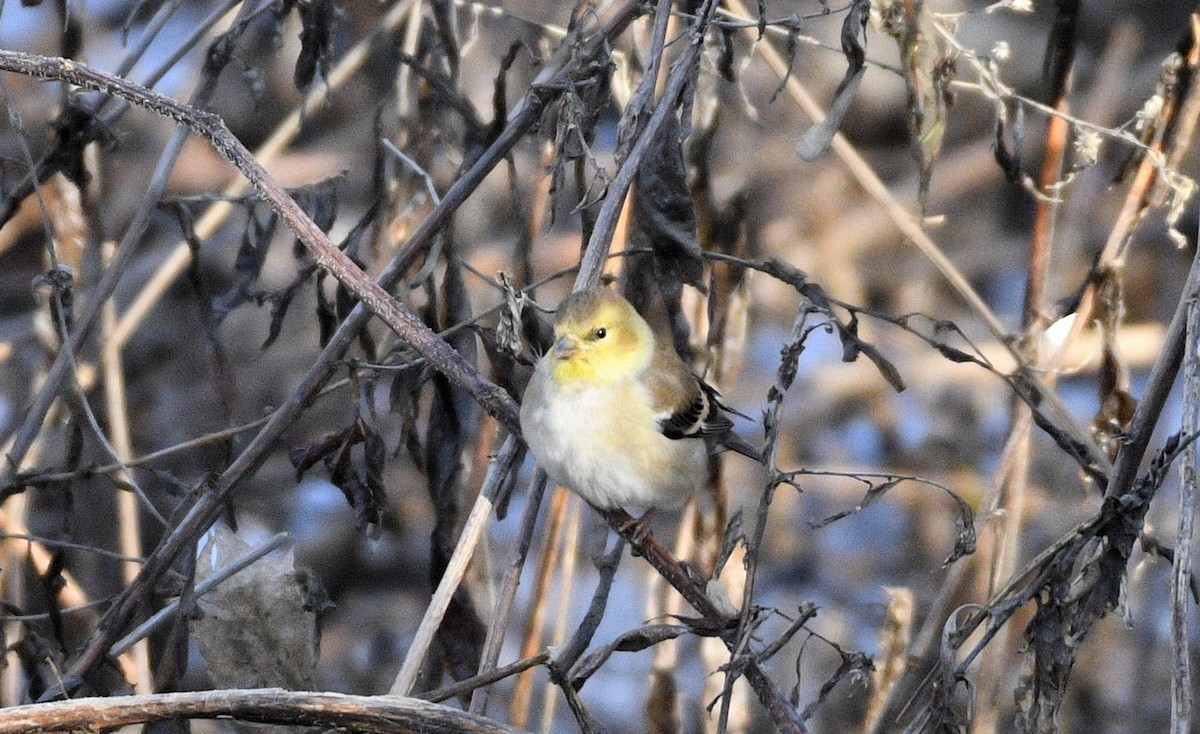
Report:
595,327,607,339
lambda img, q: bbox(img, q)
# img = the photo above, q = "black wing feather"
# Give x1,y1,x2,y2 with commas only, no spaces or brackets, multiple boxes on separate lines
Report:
658,377,762,462
660,377,733,439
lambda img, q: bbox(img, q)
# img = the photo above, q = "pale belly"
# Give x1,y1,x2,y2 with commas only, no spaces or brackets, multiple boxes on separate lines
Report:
520,368,708,510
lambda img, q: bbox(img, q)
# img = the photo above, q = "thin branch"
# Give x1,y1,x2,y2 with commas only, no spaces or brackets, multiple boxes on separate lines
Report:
420,651,552,704
6,379,345,490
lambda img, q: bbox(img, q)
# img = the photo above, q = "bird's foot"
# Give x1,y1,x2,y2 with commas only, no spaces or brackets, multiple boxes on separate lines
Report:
619,508,656,553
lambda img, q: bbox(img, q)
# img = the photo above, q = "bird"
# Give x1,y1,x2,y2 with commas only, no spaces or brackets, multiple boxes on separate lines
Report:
519,287,760,526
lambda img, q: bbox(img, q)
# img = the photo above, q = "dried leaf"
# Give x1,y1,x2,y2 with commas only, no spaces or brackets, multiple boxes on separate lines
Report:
631,113,703,288
624,112,706,359
37,548,68,649
1041,0,1081,105
570,625,690,684
835,313,905,392
260,277,304,351
1090,268,1136,461
191,527,320,690
212,207,277,320
289,420,385,530
289,425,354,479
993,97,1025,183
424,254,485,681
388,364,427,471
809,478,904,529
12,630,66,701
294,0,339,91
875,0,953,205
799,646,874,722
712,511,744,579
796,0,869,160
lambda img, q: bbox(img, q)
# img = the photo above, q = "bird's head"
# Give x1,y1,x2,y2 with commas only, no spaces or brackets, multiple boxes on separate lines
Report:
549,289,653,384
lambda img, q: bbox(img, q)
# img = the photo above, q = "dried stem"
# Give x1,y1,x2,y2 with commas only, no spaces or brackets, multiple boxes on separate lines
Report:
509,487,570,728
468,468,549,714
538,493,582,733
99,241,151,694
1173,287,1198,734
389,436,522,695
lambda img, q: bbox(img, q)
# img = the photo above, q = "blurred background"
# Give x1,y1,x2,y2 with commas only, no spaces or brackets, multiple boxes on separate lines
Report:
0,0,1197,731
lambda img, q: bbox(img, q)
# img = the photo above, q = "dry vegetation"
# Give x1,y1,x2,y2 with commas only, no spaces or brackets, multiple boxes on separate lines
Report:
0,0,1197,732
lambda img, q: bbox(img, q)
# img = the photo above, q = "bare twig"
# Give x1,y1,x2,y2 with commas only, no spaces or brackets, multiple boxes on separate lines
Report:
99,240,152,693
508,486,568,728
557,532,625,676
420,651,552,704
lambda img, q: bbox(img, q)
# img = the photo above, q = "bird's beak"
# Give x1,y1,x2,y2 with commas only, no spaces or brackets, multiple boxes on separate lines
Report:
554,334,582,360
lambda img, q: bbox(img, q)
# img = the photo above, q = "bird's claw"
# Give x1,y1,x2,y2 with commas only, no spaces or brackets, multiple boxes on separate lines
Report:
619,508,657,553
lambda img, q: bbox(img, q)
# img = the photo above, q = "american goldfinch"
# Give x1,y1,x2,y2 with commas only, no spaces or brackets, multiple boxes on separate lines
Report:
520,288,759,515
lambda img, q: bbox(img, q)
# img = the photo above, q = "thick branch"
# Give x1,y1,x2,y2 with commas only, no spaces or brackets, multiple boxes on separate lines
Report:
0,688,520,733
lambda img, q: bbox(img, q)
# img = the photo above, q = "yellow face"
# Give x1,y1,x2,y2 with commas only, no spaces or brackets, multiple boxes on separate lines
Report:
549,289,652,384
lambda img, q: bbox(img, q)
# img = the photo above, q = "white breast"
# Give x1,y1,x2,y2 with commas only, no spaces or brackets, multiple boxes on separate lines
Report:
520,362,708,510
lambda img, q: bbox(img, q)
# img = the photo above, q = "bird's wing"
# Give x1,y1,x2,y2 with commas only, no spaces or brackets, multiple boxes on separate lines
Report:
645,344,761,461
645,343,719,439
